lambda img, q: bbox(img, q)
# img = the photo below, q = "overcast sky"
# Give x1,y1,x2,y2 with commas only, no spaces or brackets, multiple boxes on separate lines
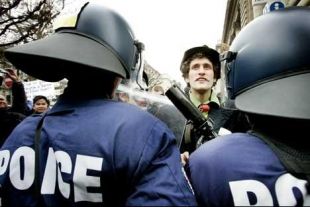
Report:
67,0,228,84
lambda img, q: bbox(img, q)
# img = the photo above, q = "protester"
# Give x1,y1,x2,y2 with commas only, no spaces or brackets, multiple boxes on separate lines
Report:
0,2,197,206
189,7,310,206
0,68,28,114
115,91,130,103
0,69,27,146
32,95,50,114
0,96,25,146
179,45,249,155
180,45,221,123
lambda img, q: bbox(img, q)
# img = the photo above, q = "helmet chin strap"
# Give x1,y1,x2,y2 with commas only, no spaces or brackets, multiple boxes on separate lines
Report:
132,41,146,90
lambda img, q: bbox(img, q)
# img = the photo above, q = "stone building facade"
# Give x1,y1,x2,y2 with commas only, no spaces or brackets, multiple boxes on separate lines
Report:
219,0,310,52
215,0,309,99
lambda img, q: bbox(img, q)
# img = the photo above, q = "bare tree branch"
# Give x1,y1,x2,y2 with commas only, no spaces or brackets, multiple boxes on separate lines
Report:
0,0,65,54
0,0,22,16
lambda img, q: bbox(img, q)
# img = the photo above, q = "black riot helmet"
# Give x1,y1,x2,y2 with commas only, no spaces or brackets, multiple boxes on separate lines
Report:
4,1,143,81
221,7,310,119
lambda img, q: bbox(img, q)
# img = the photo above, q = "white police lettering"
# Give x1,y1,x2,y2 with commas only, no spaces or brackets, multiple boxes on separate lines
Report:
0,150,10,175
229,180,273,206
229,174,308,206
55,150,72,198
41,148,56,194
73,154,103,202
276,173,307,206
0,147,103,203
9,147,35,190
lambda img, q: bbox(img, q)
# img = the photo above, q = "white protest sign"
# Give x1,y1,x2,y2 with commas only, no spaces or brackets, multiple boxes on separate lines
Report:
24,80,56,101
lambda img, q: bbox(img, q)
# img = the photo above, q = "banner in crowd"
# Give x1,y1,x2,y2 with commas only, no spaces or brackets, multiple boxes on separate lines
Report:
23,80,56,102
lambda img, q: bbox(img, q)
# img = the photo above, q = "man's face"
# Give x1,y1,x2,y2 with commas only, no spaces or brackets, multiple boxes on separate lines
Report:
33,98,49,114
0,95,8,109
112,77,122,98
185,57,215,93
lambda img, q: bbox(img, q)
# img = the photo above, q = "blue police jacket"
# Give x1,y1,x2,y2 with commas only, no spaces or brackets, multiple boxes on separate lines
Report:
0,95,197,206
189,133,309,206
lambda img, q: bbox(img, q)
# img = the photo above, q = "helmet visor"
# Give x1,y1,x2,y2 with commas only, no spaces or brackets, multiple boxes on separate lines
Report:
4,32,127,81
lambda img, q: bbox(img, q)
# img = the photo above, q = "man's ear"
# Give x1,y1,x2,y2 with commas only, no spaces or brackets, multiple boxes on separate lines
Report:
184,77,190,84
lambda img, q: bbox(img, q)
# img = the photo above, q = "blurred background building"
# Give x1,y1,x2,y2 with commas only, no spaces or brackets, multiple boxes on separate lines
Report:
214,0,309,97
218,0,309,52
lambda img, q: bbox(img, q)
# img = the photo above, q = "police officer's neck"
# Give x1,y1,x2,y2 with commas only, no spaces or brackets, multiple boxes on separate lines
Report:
63,77,116,99
251,114,310,150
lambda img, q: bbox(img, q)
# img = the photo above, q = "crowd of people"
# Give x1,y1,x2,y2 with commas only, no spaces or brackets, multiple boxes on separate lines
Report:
0,2,309,206
0,68,51,145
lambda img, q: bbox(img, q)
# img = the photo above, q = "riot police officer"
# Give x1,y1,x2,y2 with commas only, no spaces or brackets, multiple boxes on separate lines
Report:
189,7,310,206
0,2,197,206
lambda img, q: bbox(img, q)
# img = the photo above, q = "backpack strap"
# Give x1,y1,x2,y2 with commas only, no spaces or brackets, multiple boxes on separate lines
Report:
34,114,47,204
250,130,310,185
33,109,74,205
